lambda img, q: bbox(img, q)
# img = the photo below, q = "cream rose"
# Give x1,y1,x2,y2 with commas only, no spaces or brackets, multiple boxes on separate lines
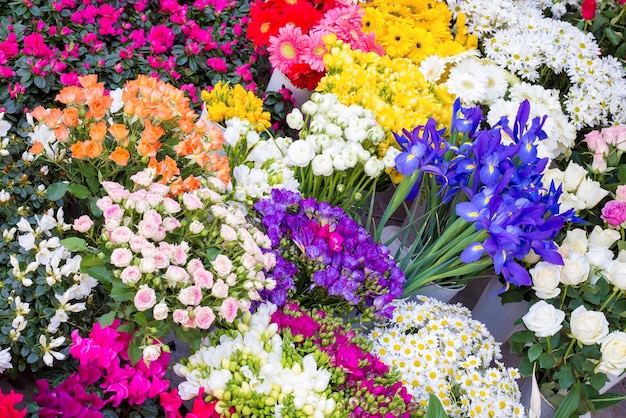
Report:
522,301,565,337
604,260,626,290
560,252,590,286
596,332,626,375
142,344,161,362
153,302,169,320
530,262,562,299
570,305,610,345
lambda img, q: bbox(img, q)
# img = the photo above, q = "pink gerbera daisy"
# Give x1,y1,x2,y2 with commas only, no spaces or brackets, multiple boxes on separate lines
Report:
268,24,308,74
301,30,327,72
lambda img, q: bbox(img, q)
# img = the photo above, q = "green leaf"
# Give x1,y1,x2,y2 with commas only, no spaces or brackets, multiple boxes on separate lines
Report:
128,338,142,365
89,197,103,217
82,265,114,287
46,182,69,201
603,27,623,46
34,76,47,89
425,394,449,418
102,410,120,418
589,373,608,391
539,352,556,369
511,330,536,344
205,247,220,262
554,366,575,391
554,382,581,418
60,237,87,252
528,344,543,362
99,310,116,327
111,281,134,302
134,311,147,326
68,183,91,199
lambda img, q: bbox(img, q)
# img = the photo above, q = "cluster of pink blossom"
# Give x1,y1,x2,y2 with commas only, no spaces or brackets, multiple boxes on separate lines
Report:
94,179,276,333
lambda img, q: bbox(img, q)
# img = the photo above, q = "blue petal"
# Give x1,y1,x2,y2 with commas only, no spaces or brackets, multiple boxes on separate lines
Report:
460,242,485,263
395,152,421,175
456,202,482,222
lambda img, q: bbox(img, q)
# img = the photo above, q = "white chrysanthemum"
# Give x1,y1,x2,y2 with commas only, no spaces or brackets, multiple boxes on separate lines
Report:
419,55,448,83
445,58,490,104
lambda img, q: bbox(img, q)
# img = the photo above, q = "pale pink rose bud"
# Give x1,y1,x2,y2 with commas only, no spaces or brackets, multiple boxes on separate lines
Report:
219,297,240,323
103,204,124,220
165,266,189,283
102,181,124,193
193,306,216,329
186,258,204,275
220,224,237,241
134,285,157,311
211,205,229,218
145,192,163,207
193,268,214,288
139,257,157,274
111,248,133,268
171,246,188,265
130,169,154,187
153,302,169,320
142,344,161,363
189,220,204,234
158,241,174,258
172,308,189,325
96,196,113,211
241,254,257,270
263,253,276,270
129,235,149,253
137,219,159,239
105,217,121,230
585,130,609,154
212,255,233,277
108,187,131,203
109,226,133,245
242,237,258,254
143,209,162,224
72,215,93,233
140,244,157,258
120,265,142,284
239,299,251,312
211,279,229,298
178,285,203,306
154,252,170,269
592,152,608,173
162,217,182,232
163,198,181,214
182,193,203,210
226,273,237,286
254,229,271,248
134,199,151,214
153,226,167,242
149,183,170,197
616,185,626,202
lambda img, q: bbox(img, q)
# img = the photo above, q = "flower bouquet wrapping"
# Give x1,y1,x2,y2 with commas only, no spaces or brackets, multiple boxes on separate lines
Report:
511,225,626,415
371,99,573,295
174,301,422,417
77,178,277,362
253,189,405,321
369,297,525,417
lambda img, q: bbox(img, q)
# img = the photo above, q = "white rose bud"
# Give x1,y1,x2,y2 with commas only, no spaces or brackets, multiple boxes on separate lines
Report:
153,302,169,320
522,301,565,337
596,331,626,376
562,161,587,192
142,344,161,363
603,259,626,290
530,262,562,299
576,178,609,209
570,305,610,345
589,226,621,249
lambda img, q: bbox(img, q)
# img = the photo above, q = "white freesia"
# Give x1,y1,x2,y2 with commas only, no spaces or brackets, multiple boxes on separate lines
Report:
570,305,610,345
522,300,565,337
39,335,66,366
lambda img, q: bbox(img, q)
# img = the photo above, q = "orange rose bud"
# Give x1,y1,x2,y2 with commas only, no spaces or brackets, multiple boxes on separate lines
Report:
169,177,184,196
182,175,201,192
109,123,130,140
54,125,69,142
70,141,87,159
56,86,85,105
28,141,44,154
88,96,113,120
78,74,99,89
83,140,103,158
137,138,160,157
89,121,107,142
109,147,130,166
62,107,80,127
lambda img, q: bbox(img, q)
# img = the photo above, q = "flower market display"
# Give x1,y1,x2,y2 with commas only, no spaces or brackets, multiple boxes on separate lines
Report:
0,0,626,417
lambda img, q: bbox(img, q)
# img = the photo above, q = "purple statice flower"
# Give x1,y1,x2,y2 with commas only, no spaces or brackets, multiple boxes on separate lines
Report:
254,189,405,318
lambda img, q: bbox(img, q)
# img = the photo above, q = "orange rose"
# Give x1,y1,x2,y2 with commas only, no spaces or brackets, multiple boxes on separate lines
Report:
70,141,87,159
54,125,69,142
154,103,174,121
56,86,86,105
109,124,130,140
44,109,63,129
178,117,195,134
83,140,103,158
78,74,99,89
62,107,80,127
182,175,201,192
30,106,48,122
169,177,183,196
137,138,160,157
89,121,107,142
28,141,44,154
141,120,165,144
88,96,113,120
109,147,130,166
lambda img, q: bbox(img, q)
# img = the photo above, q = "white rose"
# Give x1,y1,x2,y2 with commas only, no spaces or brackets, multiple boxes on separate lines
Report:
153,302,169,320
587,246,615,270
570,305,610,345
560,228,589,256
589,226,621,249
311,154,334,176
576,178,609,209
142,345,161,362
530,262,562,299
139,257,157,274
596,332,626,375
562,161,587,192
541,167,565,190
522,301,565,337
286,108,304,130
287,141,315,167
189,221,204,234
604,259,626,290
344,126,367,143
560,252,590,286
364,157,383,178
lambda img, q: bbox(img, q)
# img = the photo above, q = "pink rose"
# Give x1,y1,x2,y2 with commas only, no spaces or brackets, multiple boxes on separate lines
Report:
182,193,203,210
165,266,189,283
110,248,133,267
163,198,181,214
154,252,170,269
72,215,93,233
601,200,626,227
241,254,257,270
194,306,216,329
108,187,131,203
263,253,276,270
172,309,189,325
178,285,202,306
129,235,148,253
212,254,232,277
143,344,161,362
189,221,204,234
220,224,237,241
592,152,608,173
103,204,124,220
172,246,188,265
130,169,154,187
110,226,133,245
120,265,142,284
601,126,626,151
162,217,181,232
96,196,113,211
219,297,240,323
149,183,170,197
211,279,229,298
186,258,204,275
137,219,159,239
145,192,164,207
134,285,157,311
616,185,626,202
584,130,609,154
193,268,214,288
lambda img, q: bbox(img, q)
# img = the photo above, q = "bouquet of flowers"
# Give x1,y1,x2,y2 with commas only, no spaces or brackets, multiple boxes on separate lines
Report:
371,99,574,295
174,301,421,416
511,225,626,416
27,74,229,207
77,178,277,361
369,297,525,417
253,189,405,321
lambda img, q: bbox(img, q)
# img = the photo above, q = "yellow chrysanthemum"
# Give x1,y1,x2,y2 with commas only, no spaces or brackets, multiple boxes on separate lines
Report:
201,82,271,131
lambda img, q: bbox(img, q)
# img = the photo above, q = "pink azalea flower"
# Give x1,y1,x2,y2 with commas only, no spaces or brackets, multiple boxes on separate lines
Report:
60,71,80,86
23,33,53,58
206,57,227,73
147,25,175,54
268,24,308,74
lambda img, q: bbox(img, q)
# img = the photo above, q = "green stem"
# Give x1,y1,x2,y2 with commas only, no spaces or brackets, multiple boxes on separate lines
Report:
599,287,620,312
